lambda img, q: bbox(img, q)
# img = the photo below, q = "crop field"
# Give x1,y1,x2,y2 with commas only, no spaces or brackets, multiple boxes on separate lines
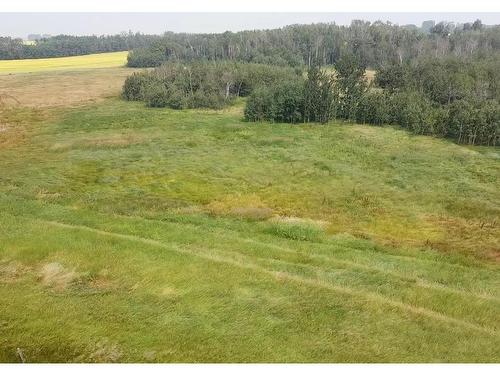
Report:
0,51,128,75
0,65,499,362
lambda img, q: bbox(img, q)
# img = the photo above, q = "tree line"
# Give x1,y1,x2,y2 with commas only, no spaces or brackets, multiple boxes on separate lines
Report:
2,19,498,67
0,32,160,60
126,20,500,68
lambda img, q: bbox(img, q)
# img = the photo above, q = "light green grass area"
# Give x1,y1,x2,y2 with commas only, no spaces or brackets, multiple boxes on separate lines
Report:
0,51,128,75
0,97,499,362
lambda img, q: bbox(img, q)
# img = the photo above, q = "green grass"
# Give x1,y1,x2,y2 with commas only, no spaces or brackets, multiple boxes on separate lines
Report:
0,51,128,75
0,97,499,362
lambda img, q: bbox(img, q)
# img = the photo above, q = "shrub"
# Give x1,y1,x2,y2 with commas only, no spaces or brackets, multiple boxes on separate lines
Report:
374,64,407,92
429,105,450,137
122,72,150,101
127,48,165,68
447,99,500,145
304,65,336,123
387,91,435,135
234,64,300,97
355,91,389,125
270,81,305,123
244,80,304,123
264,221,324,242
244,86,275,121
143,82,170,108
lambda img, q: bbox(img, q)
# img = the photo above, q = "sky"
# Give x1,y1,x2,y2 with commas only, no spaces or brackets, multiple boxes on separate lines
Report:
1,12,499,38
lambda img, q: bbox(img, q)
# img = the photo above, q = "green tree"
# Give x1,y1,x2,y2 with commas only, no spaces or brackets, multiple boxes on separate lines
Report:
333,53,367,120
304,65,335,123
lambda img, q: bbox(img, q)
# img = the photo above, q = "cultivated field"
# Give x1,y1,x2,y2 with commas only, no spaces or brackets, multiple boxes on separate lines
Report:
0,63,499,362
0,51,127,75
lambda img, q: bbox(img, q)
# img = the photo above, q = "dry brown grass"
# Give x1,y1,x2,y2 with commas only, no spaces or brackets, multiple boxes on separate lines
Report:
206,194,274,220
0,260,31,283
0,107,52,150
271,215,329,228
85,339,122,363
365,69,376,82
0,67,141,108
38,262,79,292
424,215,500,261
50,133,145,151
0,67,143,155
230,206,274,220
160,287,180,300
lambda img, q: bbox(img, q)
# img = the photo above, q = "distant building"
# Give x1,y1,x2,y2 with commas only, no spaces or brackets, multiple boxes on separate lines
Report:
421,20,435,33
27,34,51,41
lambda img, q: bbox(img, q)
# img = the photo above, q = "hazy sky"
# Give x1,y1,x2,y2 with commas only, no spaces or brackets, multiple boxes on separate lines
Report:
1,12,499,38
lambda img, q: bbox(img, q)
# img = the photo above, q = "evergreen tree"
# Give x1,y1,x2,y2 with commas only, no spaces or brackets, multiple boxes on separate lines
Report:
333,53,367,120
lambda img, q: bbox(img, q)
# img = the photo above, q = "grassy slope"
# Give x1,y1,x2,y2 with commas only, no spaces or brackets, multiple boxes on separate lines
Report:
0,86,499,361
0,51,127,74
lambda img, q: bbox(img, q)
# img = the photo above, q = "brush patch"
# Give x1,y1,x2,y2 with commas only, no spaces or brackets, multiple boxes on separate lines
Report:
86,339,123,363
38,262,80,292
0,260,30,283
160,286,180,300
206,194,274,221
265,216,327,242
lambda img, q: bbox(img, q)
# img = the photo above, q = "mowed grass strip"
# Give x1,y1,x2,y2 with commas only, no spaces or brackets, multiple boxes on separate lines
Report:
0,51,128,74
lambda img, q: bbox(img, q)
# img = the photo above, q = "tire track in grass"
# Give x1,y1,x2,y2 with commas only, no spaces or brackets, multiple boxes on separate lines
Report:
108,211,500,301
156,219,499,302
235,236,500,303
40,219,499,337
32,202,493,294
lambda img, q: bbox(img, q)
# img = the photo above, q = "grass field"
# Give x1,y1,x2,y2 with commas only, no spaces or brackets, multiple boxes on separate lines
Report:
0,66,499,362
0,67,140,107
0,51,128,75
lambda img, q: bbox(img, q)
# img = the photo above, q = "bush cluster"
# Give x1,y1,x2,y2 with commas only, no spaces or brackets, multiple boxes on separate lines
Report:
244,81,305,123
122,62,300,110
245,65,336,124
364,58,500,145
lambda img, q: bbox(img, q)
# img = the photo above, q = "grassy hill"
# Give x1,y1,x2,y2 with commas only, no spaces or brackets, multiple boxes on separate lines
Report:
0,67,499,362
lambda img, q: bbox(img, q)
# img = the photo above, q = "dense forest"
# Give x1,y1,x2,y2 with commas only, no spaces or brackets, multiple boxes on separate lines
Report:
2,19,499,66
126,20,500,68
0,32,159,59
